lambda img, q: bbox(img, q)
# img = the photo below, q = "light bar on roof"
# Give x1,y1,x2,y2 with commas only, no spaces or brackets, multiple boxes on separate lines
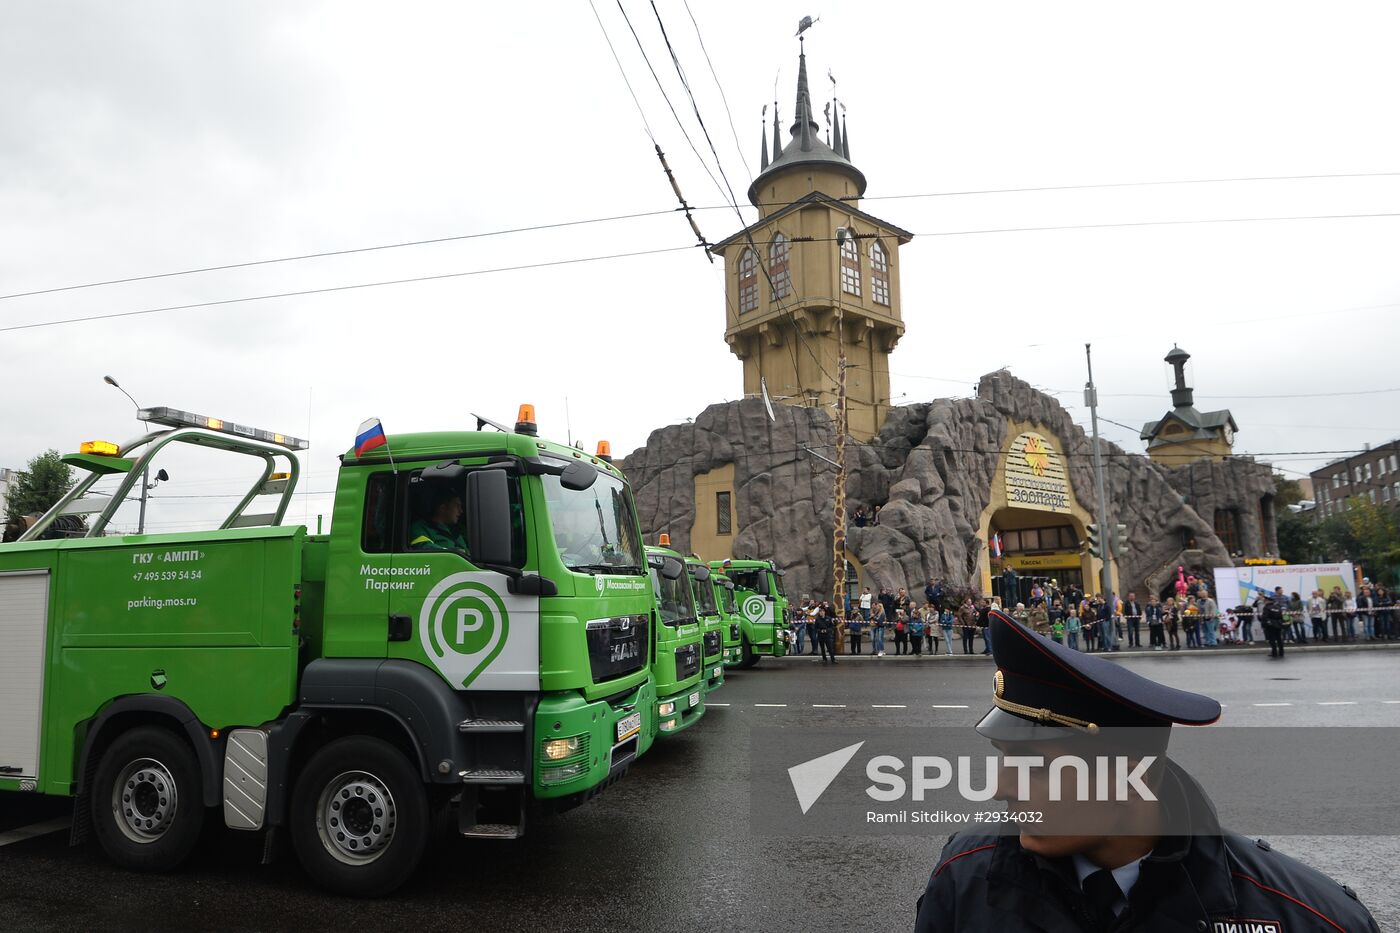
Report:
138,406,309,450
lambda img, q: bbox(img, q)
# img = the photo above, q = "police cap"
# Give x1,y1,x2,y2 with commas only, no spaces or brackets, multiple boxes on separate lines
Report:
976,609,1221,741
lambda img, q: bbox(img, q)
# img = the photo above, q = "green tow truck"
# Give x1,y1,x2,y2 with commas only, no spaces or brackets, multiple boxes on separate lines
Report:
0,405,655,895
645,537,705,737
713,570,745,667
687,557,725,695
711,558,790,668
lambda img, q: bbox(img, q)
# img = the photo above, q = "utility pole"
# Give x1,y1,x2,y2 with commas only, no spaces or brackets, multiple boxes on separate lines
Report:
1084,345,1117,646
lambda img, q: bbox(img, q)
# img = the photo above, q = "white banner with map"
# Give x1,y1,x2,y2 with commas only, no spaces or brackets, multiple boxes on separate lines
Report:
1212,562,1356,608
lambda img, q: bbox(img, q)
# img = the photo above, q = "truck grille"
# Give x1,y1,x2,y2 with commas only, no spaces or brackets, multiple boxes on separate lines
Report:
729,623,740,641
586,614,649,682
675,643,700,680
702,631,722,658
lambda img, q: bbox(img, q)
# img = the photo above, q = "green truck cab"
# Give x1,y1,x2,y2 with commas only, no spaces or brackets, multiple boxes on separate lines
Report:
0,406,654,896
645,540,705,737
687,558,726,695
710,558,790,668
713,571,745,666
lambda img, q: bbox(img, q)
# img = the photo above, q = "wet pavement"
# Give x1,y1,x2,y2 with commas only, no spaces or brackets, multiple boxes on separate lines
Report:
1,649,1396,931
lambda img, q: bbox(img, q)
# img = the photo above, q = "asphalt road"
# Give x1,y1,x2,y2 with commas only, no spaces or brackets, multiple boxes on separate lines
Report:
2,647,1396,931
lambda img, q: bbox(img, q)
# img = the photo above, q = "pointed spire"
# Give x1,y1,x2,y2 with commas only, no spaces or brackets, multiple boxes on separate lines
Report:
841,112,850,160
831,107,842,155
772,102,781,163
792,41,819,152
760,110,769,171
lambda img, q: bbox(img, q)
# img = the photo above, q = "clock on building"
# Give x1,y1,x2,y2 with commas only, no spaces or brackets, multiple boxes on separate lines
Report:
1222,424,1235,445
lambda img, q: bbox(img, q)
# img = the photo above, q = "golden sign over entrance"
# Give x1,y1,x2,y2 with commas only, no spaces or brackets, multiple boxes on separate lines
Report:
1005,431,1071,513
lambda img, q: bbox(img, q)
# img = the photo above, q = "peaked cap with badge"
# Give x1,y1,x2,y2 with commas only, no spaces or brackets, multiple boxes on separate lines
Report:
977,609,1221,741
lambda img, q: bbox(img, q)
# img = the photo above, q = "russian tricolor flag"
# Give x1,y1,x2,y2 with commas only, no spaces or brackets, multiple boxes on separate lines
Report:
990,533,1003,558
355,418,387,457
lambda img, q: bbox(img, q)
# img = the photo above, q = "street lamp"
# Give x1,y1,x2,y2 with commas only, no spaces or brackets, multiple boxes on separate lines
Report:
104,375,161,534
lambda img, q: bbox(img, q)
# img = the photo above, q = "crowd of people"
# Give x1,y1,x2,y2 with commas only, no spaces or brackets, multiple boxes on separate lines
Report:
790,577,1398,662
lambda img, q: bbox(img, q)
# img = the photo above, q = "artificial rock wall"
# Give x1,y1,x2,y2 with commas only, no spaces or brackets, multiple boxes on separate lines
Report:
621,371,1273,599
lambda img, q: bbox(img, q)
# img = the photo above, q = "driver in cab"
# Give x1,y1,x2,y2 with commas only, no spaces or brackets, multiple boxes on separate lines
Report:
409,487,467,551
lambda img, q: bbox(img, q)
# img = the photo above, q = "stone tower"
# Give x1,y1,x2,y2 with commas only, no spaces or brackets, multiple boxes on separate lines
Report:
710,41,913,442
1140,346,1238,464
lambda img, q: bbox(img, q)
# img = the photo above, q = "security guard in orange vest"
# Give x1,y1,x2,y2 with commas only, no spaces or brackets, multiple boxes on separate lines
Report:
914,610,1380,932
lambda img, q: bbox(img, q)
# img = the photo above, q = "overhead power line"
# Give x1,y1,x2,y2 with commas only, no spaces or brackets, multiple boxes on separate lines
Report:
0,244,696,334
8,171,1399,304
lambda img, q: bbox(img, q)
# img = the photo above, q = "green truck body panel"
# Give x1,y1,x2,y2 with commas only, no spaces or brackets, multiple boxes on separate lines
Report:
713,572,745,666
710,559,790,664
1,426,655,820
645,545,705,738
687,560,726,695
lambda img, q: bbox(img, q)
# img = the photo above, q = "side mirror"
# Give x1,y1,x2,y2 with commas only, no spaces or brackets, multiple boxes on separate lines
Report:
155,468,170,482
691,564,710,582
423,460,466,482
559,460,597,491
467,469,513,567
660,557,684,581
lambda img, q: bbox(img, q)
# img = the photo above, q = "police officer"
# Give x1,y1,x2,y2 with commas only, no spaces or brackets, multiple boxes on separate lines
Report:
913,610,1380,932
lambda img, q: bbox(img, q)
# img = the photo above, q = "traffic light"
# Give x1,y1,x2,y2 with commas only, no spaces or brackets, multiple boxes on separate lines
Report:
1086,523,1102,558
1113,523,1128,556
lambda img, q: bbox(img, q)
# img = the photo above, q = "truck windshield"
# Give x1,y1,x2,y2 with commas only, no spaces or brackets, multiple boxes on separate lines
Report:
691,570,718,617
651,568,696,626
769,569,786,598
729,569,767,595
720,584,738,615
541,471,644,574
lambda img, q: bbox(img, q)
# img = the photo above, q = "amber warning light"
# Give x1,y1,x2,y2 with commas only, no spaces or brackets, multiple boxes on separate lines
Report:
596,440,612,462
515,403,538,437
659,533,671,547
80,440,120,456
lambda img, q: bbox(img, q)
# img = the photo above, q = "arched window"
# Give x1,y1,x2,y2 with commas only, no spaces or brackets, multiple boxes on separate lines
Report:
839,236,861,297
870,240,890,306
738,248,758,313
769,233,791,300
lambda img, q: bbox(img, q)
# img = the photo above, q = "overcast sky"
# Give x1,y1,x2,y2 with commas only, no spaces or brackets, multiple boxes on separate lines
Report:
2,1,1397,533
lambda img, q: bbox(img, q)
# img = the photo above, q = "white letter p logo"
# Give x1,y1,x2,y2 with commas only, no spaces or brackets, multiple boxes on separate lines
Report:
456,607,484,643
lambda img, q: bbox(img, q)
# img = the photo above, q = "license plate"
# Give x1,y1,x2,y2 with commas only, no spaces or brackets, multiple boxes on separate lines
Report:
712,666,722,679
689,691,701,708
616,711,641,742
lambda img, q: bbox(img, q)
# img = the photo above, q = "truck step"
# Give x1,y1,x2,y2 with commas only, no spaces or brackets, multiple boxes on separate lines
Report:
461,823,523,839
458,718,525,733
460,769,526,785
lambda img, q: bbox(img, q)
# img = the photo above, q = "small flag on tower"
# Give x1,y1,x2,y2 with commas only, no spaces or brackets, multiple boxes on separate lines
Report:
354,418,387,457
990,533,1003,558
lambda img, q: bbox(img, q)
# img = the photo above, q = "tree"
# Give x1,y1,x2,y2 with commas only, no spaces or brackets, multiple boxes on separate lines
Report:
1276,507,1319,564
5,450,75,520
1271,473,1305,508
1309,497,1400,585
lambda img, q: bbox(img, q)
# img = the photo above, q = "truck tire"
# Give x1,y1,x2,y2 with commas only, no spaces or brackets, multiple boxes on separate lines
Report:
91,726,206,872
738,635,759,669
289,736,429,897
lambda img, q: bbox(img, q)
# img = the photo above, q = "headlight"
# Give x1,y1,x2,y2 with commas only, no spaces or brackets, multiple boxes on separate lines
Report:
542,736,584,761
541,762,587,784
658,701,676,716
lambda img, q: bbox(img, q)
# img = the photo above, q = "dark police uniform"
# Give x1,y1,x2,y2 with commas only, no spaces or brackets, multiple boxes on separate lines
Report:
913,610,1380,932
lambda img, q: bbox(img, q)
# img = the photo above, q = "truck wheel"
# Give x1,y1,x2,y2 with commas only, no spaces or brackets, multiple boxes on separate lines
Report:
289,736,428,897
738,636,759,669
91,726,206,872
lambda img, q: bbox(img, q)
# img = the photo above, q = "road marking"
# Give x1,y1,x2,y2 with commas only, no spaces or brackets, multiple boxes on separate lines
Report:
1253,702,1292,707
1318,701,1357,706
0,817,70,848
1384,700,1400,705
872,704,907,709
931,704,969,709
754,703,787,708
708,702,730,707
812,704,847,708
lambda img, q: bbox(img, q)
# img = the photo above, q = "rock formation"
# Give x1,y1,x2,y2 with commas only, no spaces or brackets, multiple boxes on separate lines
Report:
620,371,1275,600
